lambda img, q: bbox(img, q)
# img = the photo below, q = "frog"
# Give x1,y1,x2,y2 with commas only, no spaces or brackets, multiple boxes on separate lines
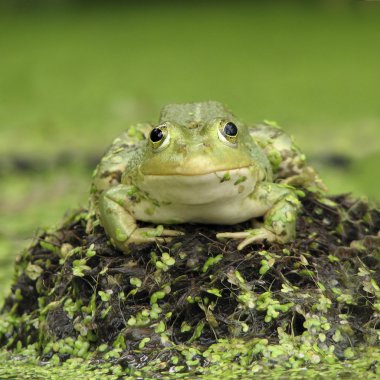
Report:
88,101,325,253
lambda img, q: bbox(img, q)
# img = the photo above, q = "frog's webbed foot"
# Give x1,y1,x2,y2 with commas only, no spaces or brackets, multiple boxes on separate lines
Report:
217,183,301,251
217,228,277,250
127,227,184,245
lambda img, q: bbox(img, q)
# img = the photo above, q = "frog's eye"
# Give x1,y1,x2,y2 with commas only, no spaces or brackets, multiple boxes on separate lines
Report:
150,128,164,142
218,121,238,147
149,124,170,151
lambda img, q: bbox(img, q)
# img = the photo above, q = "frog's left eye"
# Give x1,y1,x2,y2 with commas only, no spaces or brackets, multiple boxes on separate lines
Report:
149,124,170,151
218,121,238,147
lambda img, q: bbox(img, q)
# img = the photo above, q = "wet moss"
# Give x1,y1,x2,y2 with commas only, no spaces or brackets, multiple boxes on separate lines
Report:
0,191,379,376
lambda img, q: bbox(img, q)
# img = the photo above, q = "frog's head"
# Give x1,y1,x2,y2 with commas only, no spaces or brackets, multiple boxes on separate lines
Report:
136,101,271,204
140,101,263,175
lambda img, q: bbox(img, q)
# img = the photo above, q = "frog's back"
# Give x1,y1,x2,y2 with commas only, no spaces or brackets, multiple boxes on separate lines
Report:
249,122,326,189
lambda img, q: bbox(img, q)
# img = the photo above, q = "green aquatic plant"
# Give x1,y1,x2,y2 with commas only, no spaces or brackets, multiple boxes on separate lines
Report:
0,191,379,377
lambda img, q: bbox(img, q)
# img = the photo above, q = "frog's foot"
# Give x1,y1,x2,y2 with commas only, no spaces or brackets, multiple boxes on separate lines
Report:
216,228,277,250
127,227,184,245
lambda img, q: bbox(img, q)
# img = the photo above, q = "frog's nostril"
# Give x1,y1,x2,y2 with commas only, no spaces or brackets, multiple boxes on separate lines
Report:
188,122,199,129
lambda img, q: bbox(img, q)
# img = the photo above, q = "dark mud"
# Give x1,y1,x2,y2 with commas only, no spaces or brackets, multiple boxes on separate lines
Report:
1,190,379,372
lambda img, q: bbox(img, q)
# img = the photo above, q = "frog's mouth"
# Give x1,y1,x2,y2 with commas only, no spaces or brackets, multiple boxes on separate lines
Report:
138,167,258,205
141,166,251,176
139,150,255,177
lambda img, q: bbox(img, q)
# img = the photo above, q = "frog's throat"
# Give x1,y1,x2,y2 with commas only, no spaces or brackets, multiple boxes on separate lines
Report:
137,167,260,205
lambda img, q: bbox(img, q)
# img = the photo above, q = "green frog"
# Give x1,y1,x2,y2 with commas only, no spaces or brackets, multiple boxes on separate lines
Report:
89,101,324,253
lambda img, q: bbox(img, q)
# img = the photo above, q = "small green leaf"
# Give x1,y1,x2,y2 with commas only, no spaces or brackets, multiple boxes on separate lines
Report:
202,254,223,273
162,252,175,266
115,228,128,242
154,321,166,333
138,337,150,349
206,288,222,297
98,290,111,302
127,316,137,326
220,172,231,182
188,320,205,343
234,176,247,185
130,277,142,288
150,290,166,304
145,225,164,237
86,244,96,258
40,241,57,252
72,259,91,277
235,270,245,284
25,263,43,280
343,347,355,359
181,321,192,333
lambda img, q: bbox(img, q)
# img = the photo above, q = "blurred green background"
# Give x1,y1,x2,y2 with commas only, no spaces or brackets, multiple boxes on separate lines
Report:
1,0,379,304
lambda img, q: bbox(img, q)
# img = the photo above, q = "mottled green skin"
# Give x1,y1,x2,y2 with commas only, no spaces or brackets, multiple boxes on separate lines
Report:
89,101,323,253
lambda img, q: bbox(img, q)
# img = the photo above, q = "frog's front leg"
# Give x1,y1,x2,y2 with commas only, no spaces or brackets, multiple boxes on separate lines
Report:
217,183,301,250
99,185,183,253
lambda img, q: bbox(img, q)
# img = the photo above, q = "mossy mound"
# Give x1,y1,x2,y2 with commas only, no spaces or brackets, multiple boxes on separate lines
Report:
1,191,380,376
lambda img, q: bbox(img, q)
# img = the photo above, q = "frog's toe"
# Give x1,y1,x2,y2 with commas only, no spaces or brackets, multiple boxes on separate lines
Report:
127,227,184,246
237,229,276,250
216,231,252,240
123,235,157,246
161,228,185,237
149,229,184,244
216,228,276,250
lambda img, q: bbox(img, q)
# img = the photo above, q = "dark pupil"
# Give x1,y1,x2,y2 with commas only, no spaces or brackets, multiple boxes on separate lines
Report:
150,128,163,142
224,122,238,137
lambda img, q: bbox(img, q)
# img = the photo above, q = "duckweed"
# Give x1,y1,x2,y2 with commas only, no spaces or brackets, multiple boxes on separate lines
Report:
0,191,379,377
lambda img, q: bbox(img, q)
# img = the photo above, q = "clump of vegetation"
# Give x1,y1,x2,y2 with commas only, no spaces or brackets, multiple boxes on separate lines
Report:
0,191,379,377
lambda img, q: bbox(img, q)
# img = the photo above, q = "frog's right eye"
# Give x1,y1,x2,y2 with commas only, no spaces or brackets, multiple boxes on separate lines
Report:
149,124,170,151
150,128,164,142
